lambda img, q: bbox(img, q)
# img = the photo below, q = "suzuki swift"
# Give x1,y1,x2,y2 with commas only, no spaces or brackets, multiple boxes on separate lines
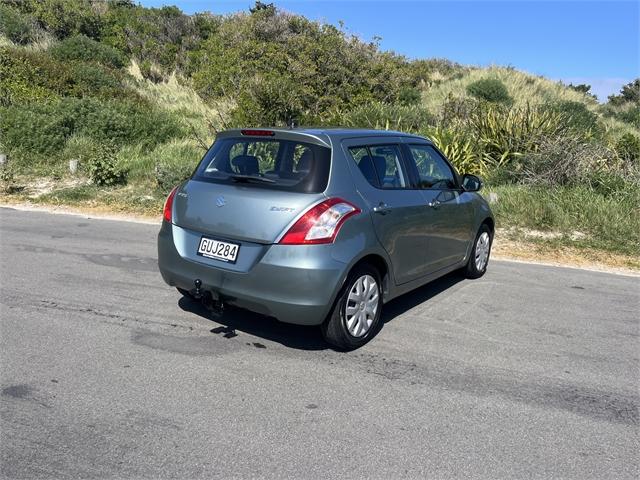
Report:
158,128,494,350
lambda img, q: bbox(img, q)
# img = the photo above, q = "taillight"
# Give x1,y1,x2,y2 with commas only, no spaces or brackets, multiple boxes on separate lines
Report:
163,186,178,223
279,198,360,245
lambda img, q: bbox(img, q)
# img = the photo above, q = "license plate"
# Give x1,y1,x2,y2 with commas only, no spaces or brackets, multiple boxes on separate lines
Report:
197,236,240,263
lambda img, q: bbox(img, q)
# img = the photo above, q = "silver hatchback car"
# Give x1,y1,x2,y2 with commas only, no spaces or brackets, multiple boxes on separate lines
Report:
158,128,494,349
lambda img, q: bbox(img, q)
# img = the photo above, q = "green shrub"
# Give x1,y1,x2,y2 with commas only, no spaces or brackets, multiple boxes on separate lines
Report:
334,102,433,132
155,160,194,193
154,143,201,193
0,162,18,193
0,97,185,164
68,62,122,97
397,86,422,106
0,4,35,45
0,47,69,105
615,133,640,166
230,73,307,127
51,35,126,69
548,101,600,135
55,97,185,148
60,134,98,167
86,143,127,186
607,79,639,106
0,104,72,159
617,105,640,129
466,78,512,104
588,171,631,198
23,0,103,40
0,46,136,104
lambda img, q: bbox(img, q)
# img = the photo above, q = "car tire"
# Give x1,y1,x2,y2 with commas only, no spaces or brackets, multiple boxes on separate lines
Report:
465,224,493,279
321,264,383,351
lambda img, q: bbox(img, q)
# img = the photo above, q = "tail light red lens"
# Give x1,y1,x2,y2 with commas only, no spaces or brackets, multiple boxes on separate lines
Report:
163,186,178,223
240,129,275,136
279,198,361,245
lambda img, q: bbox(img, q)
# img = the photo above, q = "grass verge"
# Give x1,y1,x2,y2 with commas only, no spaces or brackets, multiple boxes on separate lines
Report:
486,185,640,258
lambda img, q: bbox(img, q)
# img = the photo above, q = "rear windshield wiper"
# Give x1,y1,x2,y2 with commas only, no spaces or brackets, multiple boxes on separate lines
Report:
229,174,275,184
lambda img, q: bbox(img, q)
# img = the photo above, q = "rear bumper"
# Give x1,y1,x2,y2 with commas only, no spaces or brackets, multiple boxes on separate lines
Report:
157,222,348,325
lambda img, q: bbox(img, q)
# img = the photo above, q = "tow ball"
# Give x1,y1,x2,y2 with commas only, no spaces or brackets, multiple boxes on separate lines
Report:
193,279,224,317
193,279,203,298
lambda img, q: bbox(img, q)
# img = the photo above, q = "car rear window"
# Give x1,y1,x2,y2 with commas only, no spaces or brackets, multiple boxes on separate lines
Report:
193,138,331,193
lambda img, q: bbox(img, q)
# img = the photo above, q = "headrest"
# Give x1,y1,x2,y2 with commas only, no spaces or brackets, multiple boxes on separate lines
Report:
231,155,259,176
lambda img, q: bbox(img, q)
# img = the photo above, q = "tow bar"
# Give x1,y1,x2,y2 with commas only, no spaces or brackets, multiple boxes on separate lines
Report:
193,279,224,317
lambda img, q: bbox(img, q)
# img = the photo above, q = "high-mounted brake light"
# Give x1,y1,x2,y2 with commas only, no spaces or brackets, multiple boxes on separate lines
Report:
279,198,361,245
163,186,178,223
241,129,275,136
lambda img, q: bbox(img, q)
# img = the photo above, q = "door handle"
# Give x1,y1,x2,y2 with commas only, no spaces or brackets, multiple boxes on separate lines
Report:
427,200,441,209
373,202,392,215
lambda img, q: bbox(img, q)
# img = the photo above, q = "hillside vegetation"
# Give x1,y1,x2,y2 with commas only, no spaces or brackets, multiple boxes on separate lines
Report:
0,0,639,264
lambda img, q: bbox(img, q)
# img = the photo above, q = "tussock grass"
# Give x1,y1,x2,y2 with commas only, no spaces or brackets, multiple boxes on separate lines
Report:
118,138,203,183
423,66,597,113
487,184,640,256
128,60,232,142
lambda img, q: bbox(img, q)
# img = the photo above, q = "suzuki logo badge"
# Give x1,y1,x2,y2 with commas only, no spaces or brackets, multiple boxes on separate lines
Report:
216,196,226,207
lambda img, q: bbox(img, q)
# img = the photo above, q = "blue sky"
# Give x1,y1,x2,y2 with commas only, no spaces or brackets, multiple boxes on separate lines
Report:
140,0,639,101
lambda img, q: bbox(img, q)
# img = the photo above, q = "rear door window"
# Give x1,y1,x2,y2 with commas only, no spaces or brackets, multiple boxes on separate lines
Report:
407,144,457,190
348,144,408,189
194,138,330,193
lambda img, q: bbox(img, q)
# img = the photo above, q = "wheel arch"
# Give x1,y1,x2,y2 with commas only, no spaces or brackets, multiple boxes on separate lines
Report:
482,216,495,234
348,253,391,301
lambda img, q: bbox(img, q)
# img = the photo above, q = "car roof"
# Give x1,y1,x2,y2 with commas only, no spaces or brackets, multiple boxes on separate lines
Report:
217,127,431,148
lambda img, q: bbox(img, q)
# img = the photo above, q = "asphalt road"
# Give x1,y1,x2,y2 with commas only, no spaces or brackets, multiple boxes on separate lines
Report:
1,207,638,479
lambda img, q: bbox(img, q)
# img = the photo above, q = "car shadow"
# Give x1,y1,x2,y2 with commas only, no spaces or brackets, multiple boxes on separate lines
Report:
178,296,328,350
177,271,465,351
381,270,465,324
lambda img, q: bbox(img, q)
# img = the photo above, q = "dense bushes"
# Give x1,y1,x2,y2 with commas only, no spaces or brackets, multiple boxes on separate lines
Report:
615,133,640,166
332,102,434,132
8,0,102,40
0,46,137,105
190,7,425,125
548,101,600,135
50,35,126,68
421,97,636,192
155,156,195,193
0,98,185,165
0,104,72,157
0,0,638,210
0,4,36,44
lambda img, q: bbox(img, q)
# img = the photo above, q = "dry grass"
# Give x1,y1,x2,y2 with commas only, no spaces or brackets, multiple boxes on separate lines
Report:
422,66,597,113
127,60,234,142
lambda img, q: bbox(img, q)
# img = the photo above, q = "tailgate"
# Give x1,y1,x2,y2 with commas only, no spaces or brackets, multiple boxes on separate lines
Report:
173,179,324,244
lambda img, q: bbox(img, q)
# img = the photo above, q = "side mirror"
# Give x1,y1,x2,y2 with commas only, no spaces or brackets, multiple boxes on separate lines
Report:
461,174,483,192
